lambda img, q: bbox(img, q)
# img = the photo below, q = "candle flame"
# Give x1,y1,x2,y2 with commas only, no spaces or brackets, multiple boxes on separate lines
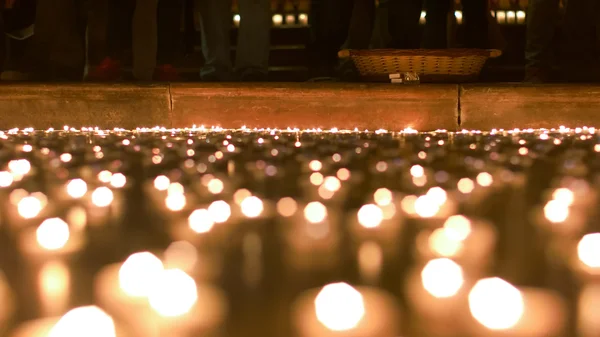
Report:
314,282,365,331
36,218,70,250
48,306,116,337
469,277,524,330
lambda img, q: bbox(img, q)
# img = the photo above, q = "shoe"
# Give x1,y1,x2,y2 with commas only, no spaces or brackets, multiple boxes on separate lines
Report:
86,57,122,81
154,64,180,82
239,69,268,82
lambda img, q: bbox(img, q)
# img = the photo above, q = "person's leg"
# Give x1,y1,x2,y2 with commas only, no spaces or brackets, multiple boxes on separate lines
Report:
235,0,271,80
157,0,183,65
461,0,488,48
525,0,560,81
106,0,134,60
344,0,375,50
132,0,158,80
387,0,424,48
423,0,451,49
198,0,233,81
561,0,598,81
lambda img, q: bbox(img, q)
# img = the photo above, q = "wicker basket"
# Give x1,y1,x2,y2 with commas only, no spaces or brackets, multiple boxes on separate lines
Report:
338,49,502,83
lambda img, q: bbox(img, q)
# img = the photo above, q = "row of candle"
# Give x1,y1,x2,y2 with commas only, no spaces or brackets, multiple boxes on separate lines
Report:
1,126,600,337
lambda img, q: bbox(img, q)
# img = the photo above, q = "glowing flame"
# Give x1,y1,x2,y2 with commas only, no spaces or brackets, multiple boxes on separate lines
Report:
277,197,298,217
578,233,600,268
188,209,215,233
544,200,569,223
119,252,164,298
148,269,198,317
304,202,327,223
109,173,127,188
165,193,186,211
18,195,43,219
414,195,441,218
476,172,493,187
91,187,114,207
443,215,472,241
0,171,14,187
66,179,87,199
457,178,475,194
208,200,231,223
374,188,393,206
421,258,464,298
36,218,70,250
552,188,574,206
314,283,365,331
469,278,524,330
357,204,383,228
241,196,264,218
207,178,224,194
48,306,116,337
154,175,170,191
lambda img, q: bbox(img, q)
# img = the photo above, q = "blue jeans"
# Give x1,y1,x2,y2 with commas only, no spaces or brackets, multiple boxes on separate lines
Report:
199,0,271,81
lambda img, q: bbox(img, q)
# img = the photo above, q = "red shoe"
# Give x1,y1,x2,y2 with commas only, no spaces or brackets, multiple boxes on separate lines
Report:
154,64,180,82
86,57,122,81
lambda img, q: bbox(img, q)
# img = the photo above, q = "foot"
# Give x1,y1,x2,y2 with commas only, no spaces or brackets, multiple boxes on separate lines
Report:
86,57,122,81
154,64,180,82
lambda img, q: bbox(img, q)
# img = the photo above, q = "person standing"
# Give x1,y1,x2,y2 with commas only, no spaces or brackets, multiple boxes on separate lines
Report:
525,0,561,82
198,0,271,81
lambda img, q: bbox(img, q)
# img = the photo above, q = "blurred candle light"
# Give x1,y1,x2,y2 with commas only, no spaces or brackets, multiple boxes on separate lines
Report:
18,195,44,219
66,179,87,199
240,196,264,218
293,282,400,337
468,278,565,337
188,209,215,234
38,261,71,316
92,187,114,208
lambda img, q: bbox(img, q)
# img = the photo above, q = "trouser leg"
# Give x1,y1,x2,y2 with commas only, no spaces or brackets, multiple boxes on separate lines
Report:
198,0,232,80
525,0,560,70
423,0,451,49
344,0,376,50
388,0,423,48
157,0,183,65
132,0,158,80
107,0,134,59
462,0,488,48
235,0,271,74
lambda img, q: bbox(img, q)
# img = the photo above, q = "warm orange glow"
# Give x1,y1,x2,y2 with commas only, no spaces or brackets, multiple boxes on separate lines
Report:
97,170,113,184
357,204,383,228
39,261,70,314
476,172,493,187
109,173,126,189
148,269,198,317
469,278,524,330
544,200,569,223
233,189,252,205
322,177,341,192
336,168,351,181
310,172,324,186
414,195,441,218
401,195,418,215
241,196,264,218
373,188,393,206
119,252,164,298
552,188,575,206
457,178,475,194
36,218,70,250
428,228,463,257
208,200,231,223
309,160,323,172
188,209,215,233
304,202,327,223
314,283,365,331
277,197,298,217
578,233,600,268
8,159,31,175
91,187,114,207
410,165,425,177
443,215,472,241
207,178,224,194
18,195,43,219
164,241,198,272
154,175,170,191
421,258,464,298
426,187,447,206
66,179,87,198
0,171,14,187
48,306,116,337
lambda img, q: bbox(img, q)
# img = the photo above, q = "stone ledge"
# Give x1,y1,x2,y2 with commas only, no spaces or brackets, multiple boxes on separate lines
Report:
0,84,171,129
460,84,600,130
170,83,459,130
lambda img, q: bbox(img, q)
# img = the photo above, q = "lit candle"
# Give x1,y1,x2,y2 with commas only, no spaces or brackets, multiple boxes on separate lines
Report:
292,282,400,337
0,271,14,329
414,215,496,276
467,278,566,337
18,217,86,260
95,252,227,337
11,306,123,337
570,232,600,279
406,258,470,336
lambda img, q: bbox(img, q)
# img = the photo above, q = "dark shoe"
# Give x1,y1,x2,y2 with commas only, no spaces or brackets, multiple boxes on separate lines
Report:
86,57,122,81
524,66,552,83
154,64,180,81
239,69,268,82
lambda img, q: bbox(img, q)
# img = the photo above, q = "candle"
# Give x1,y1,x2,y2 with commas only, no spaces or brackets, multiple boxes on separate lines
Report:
282,202,340,271
0,271,14,329
18,217,86,260
11,306,122,337
38,260,71,317
467,277,566,337
406,258,470,336
292,282,400,337
414,215,496,276
95,252,227,337
578,284,600,337
570,232,600,279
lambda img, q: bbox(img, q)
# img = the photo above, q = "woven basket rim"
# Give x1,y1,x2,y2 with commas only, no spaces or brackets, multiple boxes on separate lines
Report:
339,48,501,58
